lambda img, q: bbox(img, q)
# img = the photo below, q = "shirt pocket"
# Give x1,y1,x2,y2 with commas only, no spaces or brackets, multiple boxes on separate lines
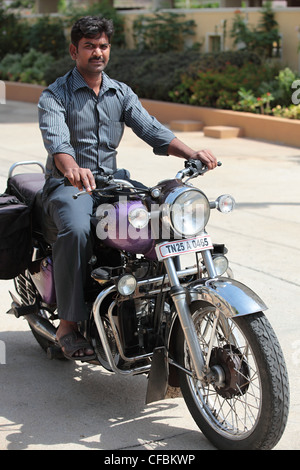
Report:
104,120,124,149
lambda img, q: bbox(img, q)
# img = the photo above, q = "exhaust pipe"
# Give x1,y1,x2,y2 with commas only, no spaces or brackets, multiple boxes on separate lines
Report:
8,292,57,343
26,313,57,343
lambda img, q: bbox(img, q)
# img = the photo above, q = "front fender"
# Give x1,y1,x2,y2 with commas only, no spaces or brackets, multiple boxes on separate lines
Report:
187,277,267,318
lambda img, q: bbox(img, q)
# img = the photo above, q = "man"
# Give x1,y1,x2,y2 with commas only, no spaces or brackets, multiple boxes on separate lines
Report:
38,16,217,361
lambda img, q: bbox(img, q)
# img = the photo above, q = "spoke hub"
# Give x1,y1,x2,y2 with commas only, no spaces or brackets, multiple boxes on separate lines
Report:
209,344,249,399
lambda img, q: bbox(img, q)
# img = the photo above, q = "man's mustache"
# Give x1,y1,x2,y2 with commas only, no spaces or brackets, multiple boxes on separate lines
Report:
89,57,104,62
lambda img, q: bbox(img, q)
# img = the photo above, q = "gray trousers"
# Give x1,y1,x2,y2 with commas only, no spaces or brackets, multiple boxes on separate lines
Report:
42,177,94,322
42,171,142,322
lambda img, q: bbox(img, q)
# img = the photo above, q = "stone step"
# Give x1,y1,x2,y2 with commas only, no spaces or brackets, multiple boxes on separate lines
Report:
203,125,243,138
169,120,203,132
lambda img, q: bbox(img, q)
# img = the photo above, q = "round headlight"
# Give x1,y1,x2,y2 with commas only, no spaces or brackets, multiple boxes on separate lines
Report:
128,207,150,229
213,255,229,276
216,194,236,213
164,188,210,238
117,274,137,296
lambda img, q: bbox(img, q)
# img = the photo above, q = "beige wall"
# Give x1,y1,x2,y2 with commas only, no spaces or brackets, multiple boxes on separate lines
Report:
120,8,300,73
5,81,299,147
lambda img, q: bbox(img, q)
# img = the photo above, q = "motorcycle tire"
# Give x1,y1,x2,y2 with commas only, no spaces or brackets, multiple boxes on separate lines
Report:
175,303,289,450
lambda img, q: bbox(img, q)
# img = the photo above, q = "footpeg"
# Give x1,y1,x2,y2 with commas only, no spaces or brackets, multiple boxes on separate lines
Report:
7,292,39,318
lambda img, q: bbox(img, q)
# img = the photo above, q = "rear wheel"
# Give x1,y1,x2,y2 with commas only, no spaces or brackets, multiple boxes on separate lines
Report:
176,304,289,450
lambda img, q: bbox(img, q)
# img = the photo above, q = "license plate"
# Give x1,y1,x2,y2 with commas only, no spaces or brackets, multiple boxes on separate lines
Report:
155,235,213,261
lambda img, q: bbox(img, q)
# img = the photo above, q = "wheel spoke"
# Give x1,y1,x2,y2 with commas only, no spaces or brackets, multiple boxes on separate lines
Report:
184,307,262,438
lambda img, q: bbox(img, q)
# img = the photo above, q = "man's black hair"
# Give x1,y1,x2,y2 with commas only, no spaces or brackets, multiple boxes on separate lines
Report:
71,16,114,48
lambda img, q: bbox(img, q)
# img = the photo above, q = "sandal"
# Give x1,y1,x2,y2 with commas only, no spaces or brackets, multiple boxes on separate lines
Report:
57,330,96,362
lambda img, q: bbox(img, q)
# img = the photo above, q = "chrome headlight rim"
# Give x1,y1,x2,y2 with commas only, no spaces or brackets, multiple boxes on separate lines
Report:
162,186,210,239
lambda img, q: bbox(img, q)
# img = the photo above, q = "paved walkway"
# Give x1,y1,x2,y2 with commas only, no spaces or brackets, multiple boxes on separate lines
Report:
0,100,299,450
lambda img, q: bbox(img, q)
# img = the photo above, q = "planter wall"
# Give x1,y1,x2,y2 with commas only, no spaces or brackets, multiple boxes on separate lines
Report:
5,81,45,104
4,81,300,148
141,100,300,148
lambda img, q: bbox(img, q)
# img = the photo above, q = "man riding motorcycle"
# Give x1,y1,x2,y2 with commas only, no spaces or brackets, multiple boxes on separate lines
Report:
38,16,218,361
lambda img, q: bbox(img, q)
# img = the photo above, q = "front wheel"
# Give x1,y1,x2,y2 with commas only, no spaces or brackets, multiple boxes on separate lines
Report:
175,304,289,450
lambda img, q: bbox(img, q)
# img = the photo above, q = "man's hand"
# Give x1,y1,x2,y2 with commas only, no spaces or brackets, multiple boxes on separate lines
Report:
54,153,96,192
167,138,218,170
64,167,96,193
189,149,218,170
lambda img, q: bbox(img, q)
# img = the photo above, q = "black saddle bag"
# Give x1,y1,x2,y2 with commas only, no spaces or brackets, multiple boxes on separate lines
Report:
0,193,32,279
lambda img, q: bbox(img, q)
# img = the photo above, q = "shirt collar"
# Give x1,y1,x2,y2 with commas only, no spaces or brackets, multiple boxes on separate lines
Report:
100,72,118,95
72,67,117,94
72,67,88,91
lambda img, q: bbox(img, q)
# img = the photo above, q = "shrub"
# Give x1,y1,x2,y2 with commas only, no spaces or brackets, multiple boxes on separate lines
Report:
272,104,300,119
43,55,74,86
258,67,299,107
0,4,67,60
0,5,29,59
106,49,262,102
43,49,264,101
107,49,200,101
233,89,274,114
230,2,281,59
169,61,278,109
0,49,54,84
44,48,202,96
28,15,68,59
0,53,23,82
132,11,198,53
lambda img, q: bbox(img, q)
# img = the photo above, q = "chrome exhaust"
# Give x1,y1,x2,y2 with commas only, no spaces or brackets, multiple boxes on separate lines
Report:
26,313,57,343
8,292,57,343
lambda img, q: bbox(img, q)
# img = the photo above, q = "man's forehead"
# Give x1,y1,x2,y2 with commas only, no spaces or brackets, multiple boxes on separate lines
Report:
80,33,109,44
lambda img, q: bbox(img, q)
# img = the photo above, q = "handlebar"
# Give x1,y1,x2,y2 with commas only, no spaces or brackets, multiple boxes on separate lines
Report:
64,174,113,189
70,177,137,199
176,159,222,180
68,159,222,199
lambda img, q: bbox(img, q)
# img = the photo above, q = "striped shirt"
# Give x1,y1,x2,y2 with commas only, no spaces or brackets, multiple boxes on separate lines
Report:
38,67,175,179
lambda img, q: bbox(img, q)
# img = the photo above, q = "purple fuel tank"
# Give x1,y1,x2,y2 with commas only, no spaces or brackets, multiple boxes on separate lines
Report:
96,199,156,259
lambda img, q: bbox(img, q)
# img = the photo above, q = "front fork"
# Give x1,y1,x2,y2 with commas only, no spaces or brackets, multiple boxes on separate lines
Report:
164,250,217,382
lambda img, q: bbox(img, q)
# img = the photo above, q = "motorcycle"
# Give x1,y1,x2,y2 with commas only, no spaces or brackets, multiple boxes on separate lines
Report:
4,158,289,450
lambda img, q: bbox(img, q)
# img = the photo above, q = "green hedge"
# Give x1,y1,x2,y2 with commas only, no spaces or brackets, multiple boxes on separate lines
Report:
0,49,54,84
2,45,299,118
0,12,67,60
44,49,262,99
106,49,263,102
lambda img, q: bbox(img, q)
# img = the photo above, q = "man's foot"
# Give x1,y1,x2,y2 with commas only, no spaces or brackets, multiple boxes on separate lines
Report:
56,321,95,361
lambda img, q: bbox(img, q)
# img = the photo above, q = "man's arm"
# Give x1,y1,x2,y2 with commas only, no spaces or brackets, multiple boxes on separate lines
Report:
121,87,217,169
167,137,218,170
39,91,95,192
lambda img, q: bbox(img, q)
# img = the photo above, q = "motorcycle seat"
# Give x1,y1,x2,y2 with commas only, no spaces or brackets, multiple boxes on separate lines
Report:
7,173,45,234
8,173,45,205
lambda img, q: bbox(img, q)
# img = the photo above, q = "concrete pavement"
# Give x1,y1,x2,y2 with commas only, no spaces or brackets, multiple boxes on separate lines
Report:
0,100,299,450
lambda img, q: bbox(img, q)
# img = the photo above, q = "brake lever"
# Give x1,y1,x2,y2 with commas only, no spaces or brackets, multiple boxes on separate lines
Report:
66,174,113,199
72,184,118,200
72,177,138,200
